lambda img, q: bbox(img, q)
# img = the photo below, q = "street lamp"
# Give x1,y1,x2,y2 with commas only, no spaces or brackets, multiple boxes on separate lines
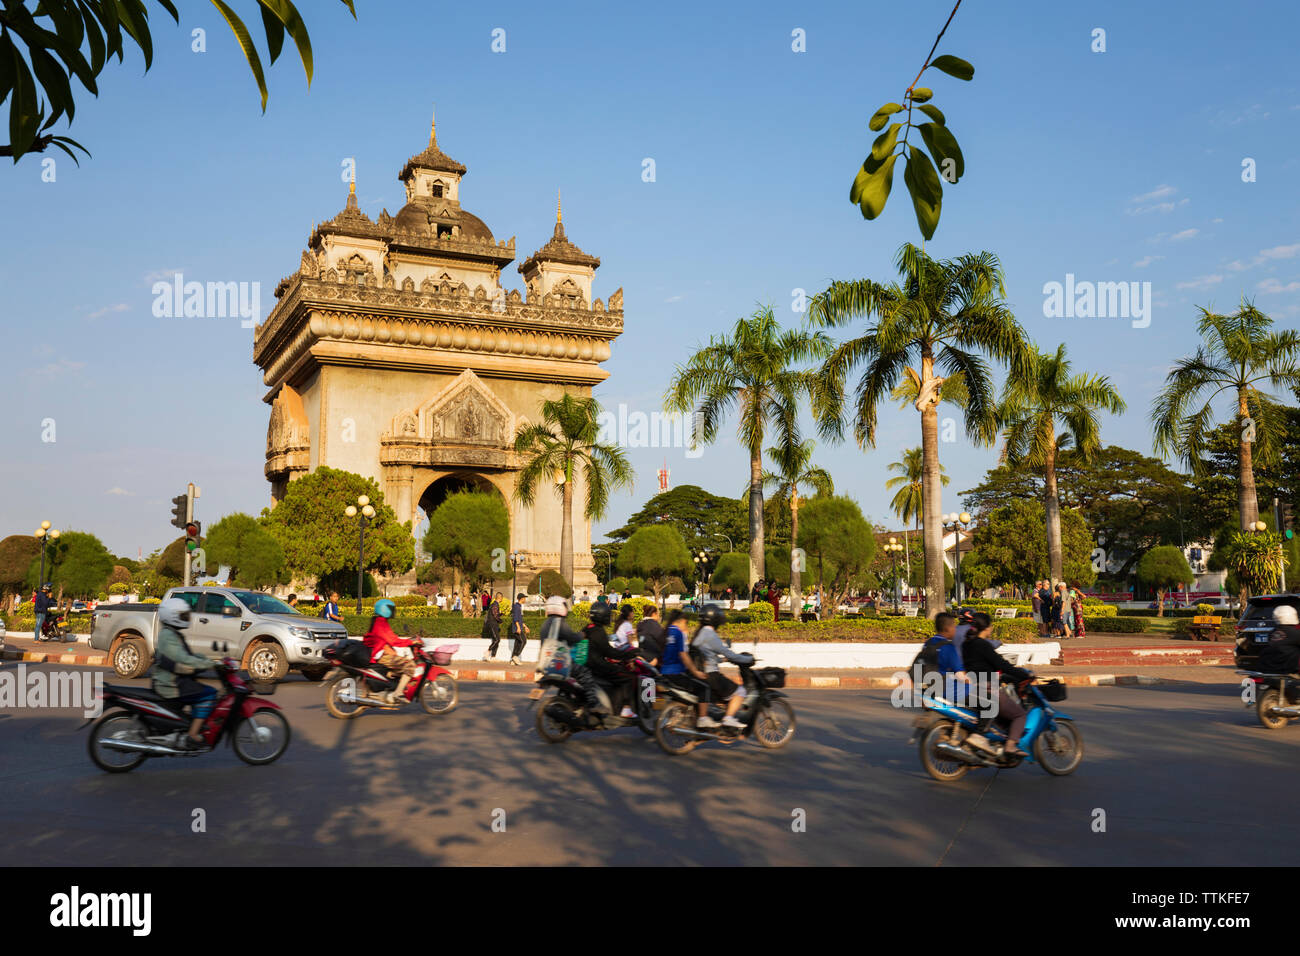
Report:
34,521,60,586
1251,520,1268,533
885,537,904,613
943,512,971,606
344,496,376,613
693,550,712,603
510,550,526,601
713,533,733,554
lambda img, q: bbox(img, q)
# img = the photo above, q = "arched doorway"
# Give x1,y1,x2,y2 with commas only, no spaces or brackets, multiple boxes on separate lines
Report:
418,472,502,520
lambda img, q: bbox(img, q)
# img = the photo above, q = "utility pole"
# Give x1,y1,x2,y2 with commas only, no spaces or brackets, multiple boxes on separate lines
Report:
1276,497,1288,592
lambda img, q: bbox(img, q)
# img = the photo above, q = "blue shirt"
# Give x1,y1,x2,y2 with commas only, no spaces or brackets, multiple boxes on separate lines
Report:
511,601,523,629
322,601,340,621
660,625,687,675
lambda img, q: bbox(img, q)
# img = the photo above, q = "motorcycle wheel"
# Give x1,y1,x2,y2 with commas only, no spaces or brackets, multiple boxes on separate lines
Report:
752,699,797,749
535,695,575,743
919,722,970,782
1034,718,1084,775
325,677,365,719
1257,688,1292,730
232,709,291,765
654,701,700,756
418,673,459,716
88,711,149,773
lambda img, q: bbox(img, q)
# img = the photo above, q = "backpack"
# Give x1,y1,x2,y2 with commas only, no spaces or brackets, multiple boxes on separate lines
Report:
910,635,953,686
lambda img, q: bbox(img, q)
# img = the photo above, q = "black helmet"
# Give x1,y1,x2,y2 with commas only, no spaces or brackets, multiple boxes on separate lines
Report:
699,605,726,628
588,603,612,626
40,582,52,592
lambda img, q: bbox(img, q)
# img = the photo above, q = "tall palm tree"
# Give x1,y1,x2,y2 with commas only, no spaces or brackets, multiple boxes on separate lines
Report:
513,393,633,586
885,445,948,579
665,306,831,587
808,242,1028,618
1153,303,1300,529
762,437,833,605
997,343,1126,583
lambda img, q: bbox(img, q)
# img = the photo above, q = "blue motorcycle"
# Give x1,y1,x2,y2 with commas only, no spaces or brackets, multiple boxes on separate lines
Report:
910,677,1083,782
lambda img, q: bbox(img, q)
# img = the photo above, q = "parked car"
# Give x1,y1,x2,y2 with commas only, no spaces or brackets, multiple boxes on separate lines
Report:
1200,597,1240,613
89,586,349,682
1233,594,1300,669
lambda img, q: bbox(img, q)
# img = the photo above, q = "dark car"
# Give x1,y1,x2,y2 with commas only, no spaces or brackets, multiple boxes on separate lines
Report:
1234,594,1300,668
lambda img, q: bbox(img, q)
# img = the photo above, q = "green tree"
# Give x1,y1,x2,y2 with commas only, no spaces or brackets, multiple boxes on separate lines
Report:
527,569,573,599
513,392,632,587
600,484,747,568
2,0,357,163
666,306,831,589
762,437,833,606
707,553,750,602
203,513,286,589
617,525,692,606
997,343,1126,583
797,495,878,619
421,490,509,612
1135,545,1196,617
1153,303,1300,531
0,534,41,602
809,242,1028,618
27,530,113,598
885,445,947,579
1187,409,1300,536
262,467,413,585
960,501,1096,593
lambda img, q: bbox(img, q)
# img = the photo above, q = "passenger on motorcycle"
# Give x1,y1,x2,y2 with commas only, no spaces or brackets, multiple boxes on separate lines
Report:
960,611,1033,757
636,604,665,663
1257,605,1300,674
151,597,218,750
538,595,602,712
584,602,640,718
691,607,752,731
660,608,714,726
612,603,637,650
363,599,418,704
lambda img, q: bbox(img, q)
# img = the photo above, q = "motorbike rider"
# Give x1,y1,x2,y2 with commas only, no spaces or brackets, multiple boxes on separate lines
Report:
612,603,637,650
660,608,716,727
960,611,1033,758
1257,605,1300,675
363,599,418,704
33,583,55,641
690,606,752,731
150,597,218,750
537,595,602,711
584,601,640,718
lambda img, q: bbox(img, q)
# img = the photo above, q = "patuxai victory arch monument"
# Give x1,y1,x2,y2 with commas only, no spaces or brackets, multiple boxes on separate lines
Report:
252,114,622,590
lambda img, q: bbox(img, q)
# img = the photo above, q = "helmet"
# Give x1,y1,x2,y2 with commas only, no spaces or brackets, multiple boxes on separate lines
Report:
588,603,612,626
373,599,396,619
545,595,570,617
699,605,726,628
1274,605,1299,627
158,597,192,630
40,582,52,592
957,607,975,624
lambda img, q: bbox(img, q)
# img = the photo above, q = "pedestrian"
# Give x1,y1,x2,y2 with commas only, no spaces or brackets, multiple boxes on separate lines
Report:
435,590,446,610
33,583,54,640
1069,584,1086,640
768,580,781,619
1031,581,1046,637
1051,583,1068,638
285,593,299,611
321,591,343,624
636,604,666,662
452,591,462,614
481,591,503,661
508,592,529,665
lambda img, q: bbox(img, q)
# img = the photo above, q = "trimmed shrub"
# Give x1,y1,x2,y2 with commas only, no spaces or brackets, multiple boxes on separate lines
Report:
1083,616,1149,633
606,577,628,594
627,577,646,595
529,569,572,599
747,602,776,624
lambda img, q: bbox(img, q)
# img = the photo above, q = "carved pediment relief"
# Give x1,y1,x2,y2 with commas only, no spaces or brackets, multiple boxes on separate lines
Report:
383,369,515,448
266,385,310,468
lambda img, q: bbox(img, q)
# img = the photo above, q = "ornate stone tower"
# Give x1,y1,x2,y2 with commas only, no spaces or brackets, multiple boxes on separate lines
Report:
253,113,622,590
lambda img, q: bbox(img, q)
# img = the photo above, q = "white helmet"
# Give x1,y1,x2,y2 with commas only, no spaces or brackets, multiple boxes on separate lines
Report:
1273,605,1299,627
159,597,193,630
545,595,570,617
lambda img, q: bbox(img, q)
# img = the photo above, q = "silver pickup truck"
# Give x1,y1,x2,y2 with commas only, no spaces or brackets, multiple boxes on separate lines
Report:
90,586,349,681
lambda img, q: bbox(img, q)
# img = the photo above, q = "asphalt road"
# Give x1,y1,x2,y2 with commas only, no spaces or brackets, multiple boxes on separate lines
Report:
1,662,1295,866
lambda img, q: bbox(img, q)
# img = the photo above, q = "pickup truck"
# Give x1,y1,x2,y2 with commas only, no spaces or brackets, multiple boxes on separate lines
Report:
90,586,349,681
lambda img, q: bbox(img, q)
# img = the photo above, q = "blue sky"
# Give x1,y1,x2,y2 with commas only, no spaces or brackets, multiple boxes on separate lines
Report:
1,0,1297,557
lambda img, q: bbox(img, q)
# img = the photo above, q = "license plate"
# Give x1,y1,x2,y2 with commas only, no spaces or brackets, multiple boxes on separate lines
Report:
1255,634,1270,642
527,687,545,700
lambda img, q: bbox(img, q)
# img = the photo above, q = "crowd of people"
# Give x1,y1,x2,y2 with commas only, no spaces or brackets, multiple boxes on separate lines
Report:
1029,580,1088,640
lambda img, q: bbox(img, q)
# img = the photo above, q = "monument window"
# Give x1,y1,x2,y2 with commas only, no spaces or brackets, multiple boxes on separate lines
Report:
437,224,452,238
431,182,444,198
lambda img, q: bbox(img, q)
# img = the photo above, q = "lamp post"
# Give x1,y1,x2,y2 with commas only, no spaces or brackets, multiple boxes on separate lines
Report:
345,496,376,614
510,550,526,601
34,521,60,586
713,533,733,554
943,512,971,606
885,537,904,613
693,550,712,604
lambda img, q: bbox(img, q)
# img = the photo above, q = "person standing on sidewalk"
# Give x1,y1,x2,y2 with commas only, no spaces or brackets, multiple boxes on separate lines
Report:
1031,581,1045,637
481,591,503,661
508,592,529,666
1069,585,1086,639
33,583,54,640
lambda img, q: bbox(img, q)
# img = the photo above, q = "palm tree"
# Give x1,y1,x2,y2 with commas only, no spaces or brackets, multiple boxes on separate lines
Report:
762,438,833,606
808,242,1028,618
513,393,634,587
885,445,948,580
665,306,831,587
1153,303,1300,529
997,343,1126,583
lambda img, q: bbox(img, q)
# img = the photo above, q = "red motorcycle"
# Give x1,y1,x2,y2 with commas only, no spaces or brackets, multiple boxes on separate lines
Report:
322,638,459,718
38,610,72,642
86,657,289,773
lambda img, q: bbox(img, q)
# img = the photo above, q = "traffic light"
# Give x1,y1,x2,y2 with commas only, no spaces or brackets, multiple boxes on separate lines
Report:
185,521,202,552
1283,502,1295,541
170,494,188,529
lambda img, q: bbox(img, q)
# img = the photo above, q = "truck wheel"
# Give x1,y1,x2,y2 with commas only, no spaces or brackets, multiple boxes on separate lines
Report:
298,665,330,682
245,641,289,682
110,637,149,679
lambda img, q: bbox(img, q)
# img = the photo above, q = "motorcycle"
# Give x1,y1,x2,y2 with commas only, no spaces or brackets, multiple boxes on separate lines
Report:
322,638,459,718
37,610,72,642
653,661,796,755
911,677,1083,782
533,656,660,742
86,656,289,773
1238,670,1300,729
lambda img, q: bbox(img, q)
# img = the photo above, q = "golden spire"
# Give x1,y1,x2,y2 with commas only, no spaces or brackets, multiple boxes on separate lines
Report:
557,189,562,224
430,106,437,147
349,176,356,196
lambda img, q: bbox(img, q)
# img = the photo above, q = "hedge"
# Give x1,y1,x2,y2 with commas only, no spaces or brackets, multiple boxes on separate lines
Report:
1083,616,1149,633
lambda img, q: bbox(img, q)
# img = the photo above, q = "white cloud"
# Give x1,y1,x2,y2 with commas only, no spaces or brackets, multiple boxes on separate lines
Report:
1132,184,1177,203
1176,274,1224,290
28,358,86,378
1170,228,1199,241
665,295,685,303
1260,243,1300,260
87,303,129,319
1258,278,1300,294
105,487,134,497
1133,255,1164,268
143,268,186,283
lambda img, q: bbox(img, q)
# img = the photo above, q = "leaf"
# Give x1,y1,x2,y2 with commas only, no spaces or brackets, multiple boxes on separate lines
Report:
257,0,315,84
29,45,75,125
210,0,269,111
909,87,932,103
851,152,899,220
260,4,287,64
929,54,974,81
903,146,942,239
7,40,41,160
917,122,964,182
50,134,90,166
918,103,945,126
868,102,903,132
115,0,155,70
870,122,902,162
79,2,108,78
